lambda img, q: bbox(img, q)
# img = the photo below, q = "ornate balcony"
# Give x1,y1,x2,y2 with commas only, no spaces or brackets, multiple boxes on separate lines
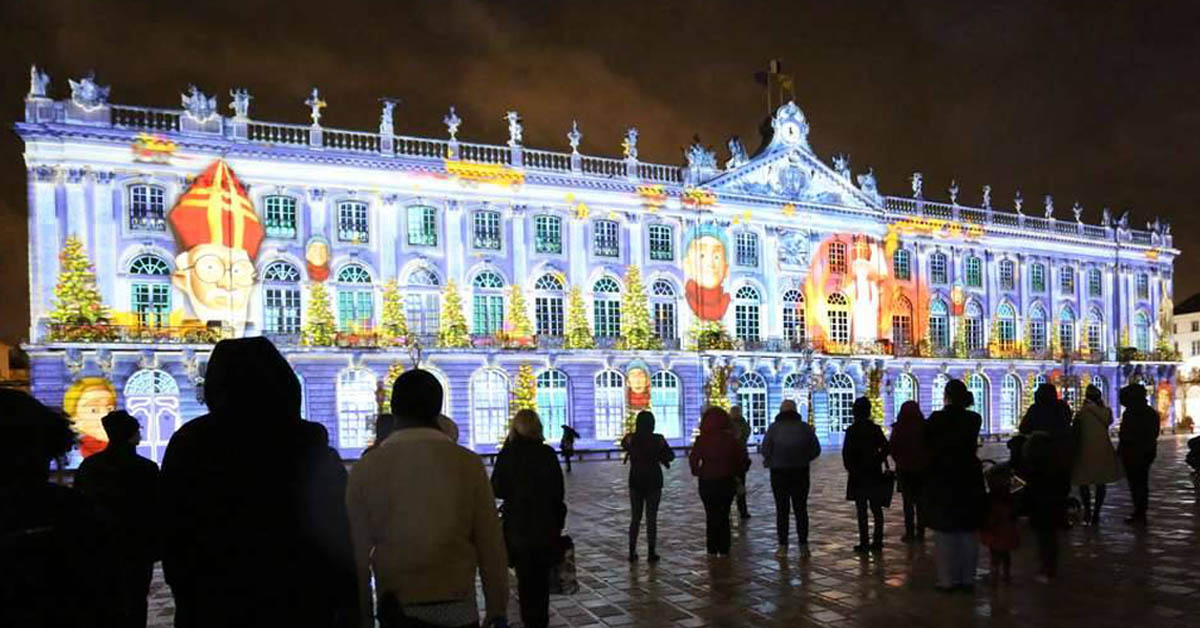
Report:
45,323,230,344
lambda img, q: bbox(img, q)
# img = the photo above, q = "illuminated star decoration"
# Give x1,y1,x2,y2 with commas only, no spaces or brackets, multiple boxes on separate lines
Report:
781,203,796,217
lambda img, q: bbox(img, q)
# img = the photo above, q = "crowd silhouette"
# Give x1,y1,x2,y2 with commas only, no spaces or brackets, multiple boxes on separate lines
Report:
0,336,1171,627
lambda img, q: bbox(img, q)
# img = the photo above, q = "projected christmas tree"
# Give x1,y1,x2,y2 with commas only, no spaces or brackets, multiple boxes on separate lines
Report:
511,363,538,417
563,285,595,349
618,265,661,350
301,282,336,346
380,279,409,345
49,235,109,329
505,284,534,347
437,279,470,348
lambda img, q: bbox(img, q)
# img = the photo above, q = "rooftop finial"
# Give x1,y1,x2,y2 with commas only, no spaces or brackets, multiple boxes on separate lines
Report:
379,98,399,136
305,88,326,126
1043,194,1054,218
1014,190,1024,214
505,111,523,147
443,106,462,140
567,120,582,154
948,179,959,205
981,184,992,209
1072,201,1083,222
832,154,850,179
727,136,749,169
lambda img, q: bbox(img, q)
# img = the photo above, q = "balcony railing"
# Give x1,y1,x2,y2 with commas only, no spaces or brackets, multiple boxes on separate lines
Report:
46,323,231,344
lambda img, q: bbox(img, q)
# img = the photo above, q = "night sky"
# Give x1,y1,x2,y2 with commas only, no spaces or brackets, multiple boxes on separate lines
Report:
2,0,1198,347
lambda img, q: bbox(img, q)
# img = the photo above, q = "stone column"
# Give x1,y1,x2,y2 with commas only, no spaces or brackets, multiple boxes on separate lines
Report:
307,187,328,240
92,172,118,302
379,194,398,279
511,205,529,286
445,200,466,283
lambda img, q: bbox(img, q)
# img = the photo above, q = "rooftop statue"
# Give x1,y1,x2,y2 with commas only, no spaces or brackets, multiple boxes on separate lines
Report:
1043,195,1054,218
505,110,523,147
910,172,923,199
69,72,110,109
304,88,326,126
379,99,397,136
1072,201,1083,222
982,184,992,209
29,65,49,98
832,154,850,180
567,120,582,154
948,179,959,205
1014,190,1024,214
1101,207,1112,227
856,167,879,197
443,106,462,140
622,127,639,160
181,85,217,122
726,136,749,169
1116,209,1130,230
686,136,717,170
228,88,252,119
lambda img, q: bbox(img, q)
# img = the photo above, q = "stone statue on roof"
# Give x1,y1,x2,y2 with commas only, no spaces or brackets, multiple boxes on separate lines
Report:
726,136,749,169
181,85,217,122
69,72,110,109
29,65,49,98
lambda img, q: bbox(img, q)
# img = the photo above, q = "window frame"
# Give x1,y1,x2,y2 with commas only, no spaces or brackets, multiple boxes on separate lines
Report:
127,183,167,232
336,200,370,243
734,231,759,268
592,220,620,258
406,205,438,247
534,214,562,255
647,223,674,262
472,210,502,250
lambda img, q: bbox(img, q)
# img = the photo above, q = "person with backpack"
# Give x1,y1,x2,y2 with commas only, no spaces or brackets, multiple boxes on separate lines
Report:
761,399,821,557
620,410,675,562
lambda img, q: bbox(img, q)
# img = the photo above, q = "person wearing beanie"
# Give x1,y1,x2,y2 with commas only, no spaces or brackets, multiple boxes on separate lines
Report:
924,379,986,591
689,407,750,557
843,397,889,554
1071,384,1121,525
1117,383,1160,525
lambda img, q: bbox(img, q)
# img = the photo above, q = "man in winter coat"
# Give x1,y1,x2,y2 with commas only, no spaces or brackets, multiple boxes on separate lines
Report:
75,410,160,628
761,400,820,556
843,397,889,553
729,405,753,518
1118,383,1160,525
1071,385,1121,525
889,400,931,542
1019,383,1074,581
689,407,750,556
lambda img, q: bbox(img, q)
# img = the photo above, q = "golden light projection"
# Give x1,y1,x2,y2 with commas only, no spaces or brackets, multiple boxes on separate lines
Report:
443,159,525,187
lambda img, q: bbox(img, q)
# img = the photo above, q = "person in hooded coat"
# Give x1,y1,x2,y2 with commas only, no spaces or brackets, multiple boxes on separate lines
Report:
843,397,889,554
761,399,821,556
1019,383,1074,581
889,400,931,542
1071,385,1121,525
689,407,750,556
621,410,676,562
1117,383,1160,525
161,337,357,628
560,424,581,473
924,379,986,592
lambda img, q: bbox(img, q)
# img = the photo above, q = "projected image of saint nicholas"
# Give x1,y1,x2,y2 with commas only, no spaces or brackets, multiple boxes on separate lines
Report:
167,160,263,336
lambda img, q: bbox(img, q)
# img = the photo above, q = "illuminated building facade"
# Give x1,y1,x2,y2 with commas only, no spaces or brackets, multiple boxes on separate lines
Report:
17,70,1180,461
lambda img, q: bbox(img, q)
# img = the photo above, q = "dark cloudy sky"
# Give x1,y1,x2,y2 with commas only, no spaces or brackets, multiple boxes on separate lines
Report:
1,0,1198,346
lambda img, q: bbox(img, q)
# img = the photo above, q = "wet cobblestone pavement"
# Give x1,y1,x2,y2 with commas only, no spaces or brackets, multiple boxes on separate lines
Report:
147,436,1200,627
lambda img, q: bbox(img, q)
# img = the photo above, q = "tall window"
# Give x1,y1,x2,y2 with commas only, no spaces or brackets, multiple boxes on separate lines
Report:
407,205,438,246
1087,268,1102,297
965,301,984,351
997,303,1017,351
472,271,505,335
1059,307,1076,353
650,372,682,440
405,268,441,336
736,372,768,434
263,261,301,335
893,249,912,280
827,293,850,346
1059,266,1075,293
829,242,848,274
892,296,913,349
782,373,804,405
593,220,619,257
734,285,761,342
128,184,166,231
470,369,509,445
536,370,569,442
473,211,501,250
782,290,806,345
999,259,1015,290
130,255,171,327
1135,273,1149,300
735,232,759,267
534,214,562,254
592,276,621,337
1134,311,1151,352
337,368,378,448
533,274,565,337
829,373,855,432
924,252,946,286
930,299,949,350
337,201,369,243
594,370,625,440
264,196,297,239
336,264,373,330
932,373,949,406
1000,374,1021,432
968,373,989,432
1031,263,1046,292
1087,307,1104,354
1029,304,1047,353
893,373,917,413
964,255,982,288
650,279,677,342
648,224,674,261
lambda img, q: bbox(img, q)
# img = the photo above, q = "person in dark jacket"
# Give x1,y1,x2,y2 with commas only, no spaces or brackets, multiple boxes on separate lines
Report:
761,399,821,556
1118,383,1160,525
889,400,930,542
689,407,750,556
560,424,581,473
75,410,160,628
843,397,890,554
161,337,358,628
1,389,115,628
924,379,986,591
492,409,566,628
730,405,753,519
1019,383,1074,582
620,410,675,562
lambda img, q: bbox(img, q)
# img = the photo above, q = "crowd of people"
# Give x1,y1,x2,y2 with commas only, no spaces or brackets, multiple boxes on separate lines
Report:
0,335,1170,627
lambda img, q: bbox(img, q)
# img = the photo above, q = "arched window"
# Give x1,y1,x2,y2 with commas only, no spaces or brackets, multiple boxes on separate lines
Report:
472,270,505,335
930,299,949,350
997,303,1017,351
128,184,166,231
533,274,565,337
594,370,626,440
1059,306,1076,353
999,259,1015,290
129,255,171,327
650,371,682,440
1134,311,1151,352
964,255,982,288
650,279,677,343
968,373,989,432
828,372,855,432
782,289,806,346
592,277,621,338
470,369,509,445
337,200,369,243
263,261,301,335
892,296,913,348
829,241,848,274
893,248,912,280
964,301,984,351
736,371,768,434
932,373,949,406
827,293,850,346
893,372,917,415
1029,304,1048,353
1091,374,1106,398
405,267,441,336
336,368,377,449
734,285,762,342
1087,268,1103,297
264,195,298,239
782,372,804,405
1000,374,1021,432
536,370,569,442
125,369,179,463
930,251,948,285
337,264,373,331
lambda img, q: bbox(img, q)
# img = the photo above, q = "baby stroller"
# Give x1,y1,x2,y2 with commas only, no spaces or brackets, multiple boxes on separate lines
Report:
1004,434,1082,527
1187,435,1200,490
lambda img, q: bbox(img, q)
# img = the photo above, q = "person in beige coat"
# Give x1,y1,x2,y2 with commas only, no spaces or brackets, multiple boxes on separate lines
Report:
1071,385,1122,526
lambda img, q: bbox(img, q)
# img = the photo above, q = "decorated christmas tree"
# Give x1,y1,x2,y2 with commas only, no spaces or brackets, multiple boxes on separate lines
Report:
48,235,109,331
379,362,407,414
1050,316,1062,357
987,316,1001,357
1024,372,1037,411
301,281,336,346
867,366,885,426
380,279,409,345
437,279,470,348
688,319,734,351
511,363,538,417
505,284,534,347
951,316,967,358
563,285,595,349
704,364,733,411
618,265,661,350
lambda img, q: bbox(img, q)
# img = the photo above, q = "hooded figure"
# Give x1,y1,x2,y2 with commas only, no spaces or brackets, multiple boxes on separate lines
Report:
689,407,750,556
161,338,357,628
888,400,930,542
621,411,675,562
1117,383,1160,525
1018,383,1073,580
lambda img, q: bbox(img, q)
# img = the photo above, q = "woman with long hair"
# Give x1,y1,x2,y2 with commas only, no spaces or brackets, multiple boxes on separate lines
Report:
889,400,931,542
621,410,675,562
688,407,750,557
1071,384,1120,525
843,397,889,554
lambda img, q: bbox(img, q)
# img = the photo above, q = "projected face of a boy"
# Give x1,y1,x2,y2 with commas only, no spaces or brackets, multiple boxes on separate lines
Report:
683,236,728,290
628,367,649,394
73,388,116,441
306,240,329,267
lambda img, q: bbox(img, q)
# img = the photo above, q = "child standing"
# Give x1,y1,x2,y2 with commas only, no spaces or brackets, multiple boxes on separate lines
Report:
979,464,1020,584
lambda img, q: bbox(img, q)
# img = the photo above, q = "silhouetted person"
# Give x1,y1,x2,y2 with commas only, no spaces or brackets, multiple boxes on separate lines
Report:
492,410,566,628
729,405,752,518
621,410,675,562
161,337,357,628
1019,383,1074,582
348,369,508,627
75,410,160,628
1071,385,1120,525
362,413,395,456
1118,383,1160,525
889,400,931,542
925,379,986,592
689,407,750,557
1,389,113,628
439,414,461,443
761,399,821,557
560,424,580,473
843,397,889,554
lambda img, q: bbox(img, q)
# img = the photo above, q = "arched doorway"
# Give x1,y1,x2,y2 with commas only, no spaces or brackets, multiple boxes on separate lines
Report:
125,369,181,463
